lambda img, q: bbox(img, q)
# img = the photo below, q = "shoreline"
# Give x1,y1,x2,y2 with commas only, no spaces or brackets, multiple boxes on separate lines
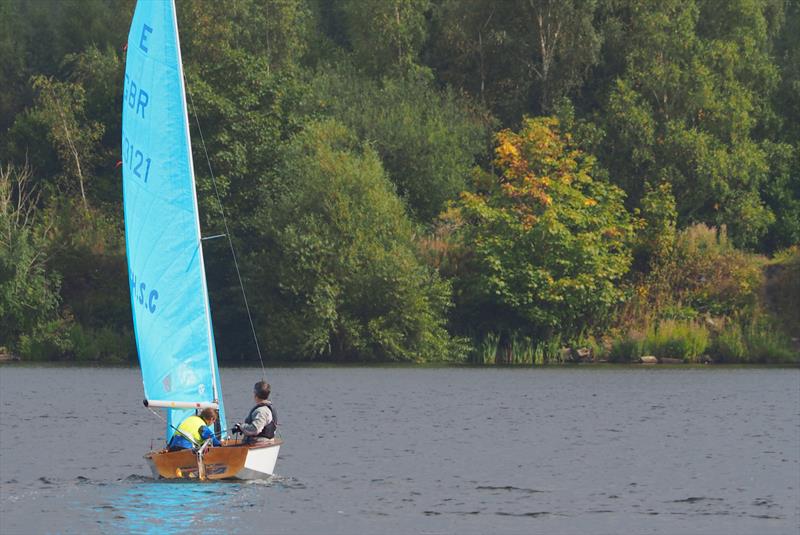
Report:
1,360,798,369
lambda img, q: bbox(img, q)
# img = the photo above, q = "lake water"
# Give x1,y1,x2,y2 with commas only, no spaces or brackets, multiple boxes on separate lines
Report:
0,365,798,534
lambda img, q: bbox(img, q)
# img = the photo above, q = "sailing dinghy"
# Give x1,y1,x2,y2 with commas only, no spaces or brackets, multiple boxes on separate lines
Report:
122,0,281,480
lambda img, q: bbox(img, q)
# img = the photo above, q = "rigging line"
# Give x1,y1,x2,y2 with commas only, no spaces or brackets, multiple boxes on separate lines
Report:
185,80,266,378
147,404,166,423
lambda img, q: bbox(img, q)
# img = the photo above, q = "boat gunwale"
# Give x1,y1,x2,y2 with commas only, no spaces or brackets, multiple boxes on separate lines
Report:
144,437,283,459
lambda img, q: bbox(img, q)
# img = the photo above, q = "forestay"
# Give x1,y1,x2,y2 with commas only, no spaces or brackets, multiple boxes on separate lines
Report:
122,0,226,440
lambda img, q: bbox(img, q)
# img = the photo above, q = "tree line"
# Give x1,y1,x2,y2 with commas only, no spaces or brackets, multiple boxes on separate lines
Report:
1,0,798,364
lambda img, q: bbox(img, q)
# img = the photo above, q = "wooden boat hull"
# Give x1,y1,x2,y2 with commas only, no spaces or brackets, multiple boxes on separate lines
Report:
145,439,282,480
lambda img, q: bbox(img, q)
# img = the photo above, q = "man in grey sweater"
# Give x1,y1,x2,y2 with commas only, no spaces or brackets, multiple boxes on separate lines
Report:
232,380,277,443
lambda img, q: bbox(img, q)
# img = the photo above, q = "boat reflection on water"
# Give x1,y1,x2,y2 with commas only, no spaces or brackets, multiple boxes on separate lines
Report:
107,478,240,533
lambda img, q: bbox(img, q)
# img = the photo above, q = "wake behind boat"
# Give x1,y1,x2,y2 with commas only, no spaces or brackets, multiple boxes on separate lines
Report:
122,0,280,480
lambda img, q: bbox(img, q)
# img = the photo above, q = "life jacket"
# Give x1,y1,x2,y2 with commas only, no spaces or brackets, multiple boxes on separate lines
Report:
247,402,277,439
175,415,206,445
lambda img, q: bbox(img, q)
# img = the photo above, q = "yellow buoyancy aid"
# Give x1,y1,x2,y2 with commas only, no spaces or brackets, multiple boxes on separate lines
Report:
175,415,207,445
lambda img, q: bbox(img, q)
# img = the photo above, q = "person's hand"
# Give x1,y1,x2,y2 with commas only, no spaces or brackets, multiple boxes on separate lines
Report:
231,423,242,434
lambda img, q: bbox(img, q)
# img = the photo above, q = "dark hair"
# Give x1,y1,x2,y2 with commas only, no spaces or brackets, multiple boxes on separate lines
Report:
200,408,218,422
254,380,271,400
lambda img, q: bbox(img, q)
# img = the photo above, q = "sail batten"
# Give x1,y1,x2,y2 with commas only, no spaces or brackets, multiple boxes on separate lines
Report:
123,0,226,441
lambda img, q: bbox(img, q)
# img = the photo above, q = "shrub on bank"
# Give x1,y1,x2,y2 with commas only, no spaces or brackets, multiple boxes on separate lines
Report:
708,317,797,364
643,320,710,362
764,246,800,334
608,321,710,362
617,224,765,343
608,330,645,362
611,222,799,364
708,321,747,363
471,332,560,365
657,224,764,318
741,319,797,364
68,324,133,363
18,317,134,362
473,332,499,365
18,318,74,361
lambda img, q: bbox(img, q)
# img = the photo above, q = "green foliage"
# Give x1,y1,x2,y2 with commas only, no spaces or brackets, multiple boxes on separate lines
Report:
450,117,633,341
610,320,711,363
608,331,645,363
773,0,800,144
626,224,765,323
67,323,133,363
180,46,307,234
633,181,678,272
473,332,498,365
763,246,800,334
471,331,567,365
18,317,74,361
256,120,456,362
45,200,130,336
575,333,607,362
742,318,797,363
337,0,430,77
0,0,130,132
29,75,105,211
708,321,747,362
179,0,311,71
0,164,61,349
643,320,710,362
64,45,124,206
0,1,27,132
665,224,764,316
709,316,798,363
597,0,780,248
1,0,798,364
427,0,602,121
307,65,492,221
531,335,564,365
761,142,800,251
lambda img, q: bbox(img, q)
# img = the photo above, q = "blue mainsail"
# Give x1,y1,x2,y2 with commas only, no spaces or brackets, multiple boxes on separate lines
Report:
122,0,226,441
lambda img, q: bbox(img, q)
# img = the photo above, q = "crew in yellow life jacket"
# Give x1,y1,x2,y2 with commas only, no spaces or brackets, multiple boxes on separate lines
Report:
168,408,221,451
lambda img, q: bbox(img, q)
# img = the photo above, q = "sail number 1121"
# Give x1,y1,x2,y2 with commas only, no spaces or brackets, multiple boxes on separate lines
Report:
122,136,152,183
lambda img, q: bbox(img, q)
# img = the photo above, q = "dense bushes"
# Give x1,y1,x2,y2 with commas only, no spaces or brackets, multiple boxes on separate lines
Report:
608,321,709,363
306,66,492,222
1,0,798,364
609,225,797,364
252,120,457,362
0,164,61,349
446,118,633,360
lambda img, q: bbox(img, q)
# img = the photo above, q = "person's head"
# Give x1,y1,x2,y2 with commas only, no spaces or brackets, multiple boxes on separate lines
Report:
254,380,271,401
200,408,218,424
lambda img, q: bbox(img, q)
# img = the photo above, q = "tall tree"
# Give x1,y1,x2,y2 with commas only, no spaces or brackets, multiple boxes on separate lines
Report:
597,0,781,248
339,0,431,77
0,163,60,349
254,120,455,362
29,76,104,213
446,118,633,355
307,65,492,222
773,0,800,143
178,0,311,72
0,0,131,133
427,0,601,123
